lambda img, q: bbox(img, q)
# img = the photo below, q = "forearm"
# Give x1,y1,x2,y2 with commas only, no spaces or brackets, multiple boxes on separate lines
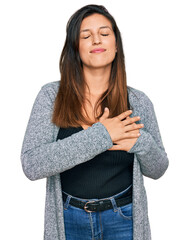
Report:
128,129,169,179
21,122,113,181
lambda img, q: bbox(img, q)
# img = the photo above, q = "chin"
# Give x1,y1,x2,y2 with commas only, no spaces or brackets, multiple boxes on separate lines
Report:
88,64,112,70
84,60,114,69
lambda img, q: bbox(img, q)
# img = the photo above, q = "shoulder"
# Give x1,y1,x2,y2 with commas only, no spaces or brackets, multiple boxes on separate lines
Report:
32,81,60,110
41,80,60,95
127,85,154,109
127,85,155,124
39,80,60,104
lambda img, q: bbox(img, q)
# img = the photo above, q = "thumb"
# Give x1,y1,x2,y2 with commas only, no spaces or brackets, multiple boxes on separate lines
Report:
99,107,109,122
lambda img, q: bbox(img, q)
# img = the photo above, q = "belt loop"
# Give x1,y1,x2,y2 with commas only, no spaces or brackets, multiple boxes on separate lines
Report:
64,195,71,210
110,197,118,212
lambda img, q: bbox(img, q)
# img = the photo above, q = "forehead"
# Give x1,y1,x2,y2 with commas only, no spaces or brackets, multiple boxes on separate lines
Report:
80,13,112,31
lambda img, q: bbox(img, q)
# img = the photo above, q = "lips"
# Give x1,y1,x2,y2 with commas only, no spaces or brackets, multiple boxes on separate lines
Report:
90,48,106,53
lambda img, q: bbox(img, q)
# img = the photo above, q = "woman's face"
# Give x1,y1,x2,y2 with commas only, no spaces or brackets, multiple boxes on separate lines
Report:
79,13,117,70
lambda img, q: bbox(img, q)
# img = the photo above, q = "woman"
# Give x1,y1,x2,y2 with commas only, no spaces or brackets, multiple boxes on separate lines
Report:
21,4,169,240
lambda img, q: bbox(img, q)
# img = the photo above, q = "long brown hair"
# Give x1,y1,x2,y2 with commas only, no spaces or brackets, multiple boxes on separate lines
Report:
52,4,131,128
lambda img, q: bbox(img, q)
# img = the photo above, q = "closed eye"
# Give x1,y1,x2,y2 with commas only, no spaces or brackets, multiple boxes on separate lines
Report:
81,34,109,39
83,35,91,39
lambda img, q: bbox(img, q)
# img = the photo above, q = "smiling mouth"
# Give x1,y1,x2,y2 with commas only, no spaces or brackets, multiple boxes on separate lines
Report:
90,48,106,53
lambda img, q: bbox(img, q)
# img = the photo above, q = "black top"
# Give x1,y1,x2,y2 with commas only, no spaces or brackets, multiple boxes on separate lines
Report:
57,126,134,199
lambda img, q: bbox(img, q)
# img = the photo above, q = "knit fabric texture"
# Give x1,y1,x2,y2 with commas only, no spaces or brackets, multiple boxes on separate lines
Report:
20,81,169,240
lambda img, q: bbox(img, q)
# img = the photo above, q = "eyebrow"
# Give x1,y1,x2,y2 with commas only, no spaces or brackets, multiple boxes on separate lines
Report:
80,26,112,33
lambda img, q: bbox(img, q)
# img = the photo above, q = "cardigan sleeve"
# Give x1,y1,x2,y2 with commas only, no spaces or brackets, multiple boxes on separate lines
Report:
20,84,113,181
127,93,169,179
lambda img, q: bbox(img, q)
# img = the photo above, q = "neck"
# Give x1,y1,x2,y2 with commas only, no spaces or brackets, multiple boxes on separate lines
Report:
83,65,111,98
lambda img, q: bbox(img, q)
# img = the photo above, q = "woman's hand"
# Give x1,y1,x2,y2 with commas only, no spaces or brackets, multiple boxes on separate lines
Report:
99,108,144,151
108,128,139,151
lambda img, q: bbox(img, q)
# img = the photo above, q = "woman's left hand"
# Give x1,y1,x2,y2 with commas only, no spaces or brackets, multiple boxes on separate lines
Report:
108,129,140,151
108,116,144,152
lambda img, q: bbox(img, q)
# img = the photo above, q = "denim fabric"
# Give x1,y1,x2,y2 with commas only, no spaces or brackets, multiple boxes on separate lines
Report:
63,185,133,240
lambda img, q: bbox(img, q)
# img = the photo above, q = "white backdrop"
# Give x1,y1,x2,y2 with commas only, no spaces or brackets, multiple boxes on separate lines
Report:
0,0,188,239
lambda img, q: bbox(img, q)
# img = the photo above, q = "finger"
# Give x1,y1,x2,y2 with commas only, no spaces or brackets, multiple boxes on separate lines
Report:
116,110,133,121
99,107,109,121
122,116,141,126
125,131,141,138
124,122,144,132
118,131,141,140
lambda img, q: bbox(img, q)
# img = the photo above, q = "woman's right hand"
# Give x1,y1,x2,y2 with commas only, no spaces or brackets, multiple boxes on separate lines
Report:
99,107,144,143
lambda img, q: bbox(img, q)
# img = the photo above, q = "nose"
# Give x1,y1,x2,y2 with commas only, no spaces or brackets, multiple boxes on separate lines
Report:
92,34,101,45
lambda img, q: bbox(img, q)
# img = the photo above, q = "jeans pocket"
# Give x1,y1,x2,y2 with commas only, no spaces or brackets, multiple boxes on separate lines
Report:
118,203,133,220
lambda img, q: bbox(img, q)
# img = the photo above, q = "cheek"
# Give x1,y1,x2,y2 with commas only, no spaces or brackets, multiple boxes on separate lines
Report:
79,42,89,62
106,50,116,62
106,40,117,58
109,38,117,51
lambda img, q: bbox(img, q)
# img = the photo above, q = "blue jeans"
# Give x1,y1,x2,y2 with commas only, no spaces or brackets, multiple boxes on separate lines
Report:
63,185,133,240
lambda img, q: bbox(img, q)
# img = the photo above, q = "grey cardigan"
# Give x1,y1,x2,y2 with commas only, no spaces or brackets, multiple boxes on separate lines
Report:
21,81,169,240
